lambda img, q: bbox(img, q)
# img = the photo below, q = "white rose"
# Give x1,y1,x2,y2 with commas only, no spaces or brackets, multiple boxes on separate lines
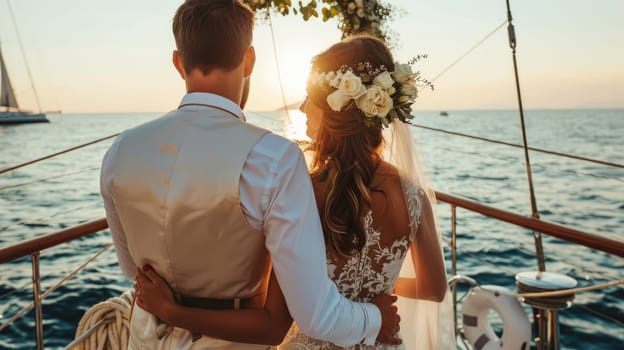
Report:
392,63,414,83
356,8,365,18
326,90,351,112
348,2,357,10
373,71,394,90
355,85,393,118
338,71,366,98
355,0,364,8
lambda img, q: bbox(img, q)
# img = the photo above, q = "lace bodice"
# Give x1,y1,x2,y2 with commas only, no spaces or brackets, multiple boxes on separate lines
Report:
279,181,424,350
327,211,409,304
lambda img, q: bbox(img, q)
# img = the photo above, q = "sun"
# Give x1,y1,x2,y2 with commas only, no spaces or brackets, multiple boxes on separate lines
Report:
274,51,311,105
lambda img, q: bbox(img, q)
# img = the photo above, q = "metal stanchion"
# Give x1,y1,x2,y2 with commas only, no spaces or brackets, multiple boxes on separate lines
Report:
31,252,44,350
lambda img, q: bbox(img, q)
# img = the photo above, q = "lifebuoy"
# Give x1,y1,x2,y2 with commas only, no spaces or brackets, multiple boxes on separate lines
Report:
461,285,531,350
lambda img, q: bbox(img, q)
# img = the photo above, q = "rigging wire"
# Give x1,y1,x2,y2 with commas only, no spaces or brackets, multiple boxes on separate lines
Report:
411,123,623,169
427,19,509,84
267,11,291,121
1,122,619,181
423,141,623,184
503,0,545,272
0,133,119,175
6,0,42,113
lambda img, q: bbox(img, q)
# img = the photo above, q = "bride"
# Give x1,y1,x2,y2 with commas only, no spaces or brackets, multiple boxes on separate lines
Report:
135,34,454,349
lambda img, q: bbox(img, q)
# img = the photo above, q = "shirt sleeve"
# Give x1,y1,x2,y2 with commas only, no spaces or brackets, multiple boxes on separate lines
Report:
260,138,381,346
100,134,137,280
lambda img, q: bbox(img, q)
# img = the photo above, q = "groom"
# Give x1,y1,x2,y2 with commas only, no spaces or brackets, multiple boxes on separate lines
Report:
100,0,399,348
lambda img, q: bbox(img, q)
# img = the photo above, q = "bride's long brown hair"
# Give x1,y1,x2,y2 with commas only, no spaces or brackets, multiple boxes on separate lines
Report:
307,35,395,257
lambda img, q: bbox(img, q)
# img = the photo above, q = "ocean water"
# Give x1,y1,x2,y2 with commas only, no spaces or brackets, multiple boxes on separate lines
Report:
0,109,622,349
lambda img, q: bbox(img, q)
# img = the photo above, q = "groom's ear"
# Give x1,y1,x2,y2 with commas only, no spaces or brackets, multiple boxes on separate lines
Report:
243,46,255,78
172,50,186,79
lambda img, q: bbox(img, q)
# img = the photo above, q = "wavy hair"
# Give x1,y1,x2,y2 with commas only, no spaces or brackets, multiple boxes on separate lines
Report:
307,35,395,256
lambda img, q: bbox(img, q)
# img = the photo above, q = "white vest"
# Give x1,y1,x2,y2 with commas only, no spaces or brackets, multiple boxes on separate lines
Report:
112,107,272,349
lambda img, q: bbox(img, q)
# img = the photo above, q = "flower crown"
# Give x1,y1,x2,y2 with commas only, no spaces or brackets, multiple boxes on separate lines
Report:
308,60,423,128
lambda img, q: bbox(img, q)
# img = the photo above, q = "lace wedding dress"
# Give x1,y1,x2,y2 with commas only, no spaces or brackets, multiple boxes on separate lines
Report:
279,181,424,350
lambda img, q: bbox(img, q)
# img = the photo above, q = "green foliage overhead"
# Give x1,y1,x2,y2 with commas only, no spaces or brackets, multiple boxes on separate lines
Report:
243,0,395,43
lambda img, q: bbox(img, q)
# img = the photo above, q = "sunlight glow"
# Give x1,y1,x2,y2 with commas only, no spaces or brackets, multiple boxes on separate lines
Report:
274,51,311,105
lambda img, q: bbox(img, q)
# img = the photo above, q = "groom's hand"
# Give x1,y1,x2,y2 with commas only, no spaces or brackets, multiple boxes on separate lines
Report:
371,294,401,345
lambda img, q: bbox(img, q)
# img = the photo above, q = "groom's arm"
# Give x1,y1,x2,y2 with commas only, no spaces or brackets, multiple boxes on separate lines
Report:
258,139,381,346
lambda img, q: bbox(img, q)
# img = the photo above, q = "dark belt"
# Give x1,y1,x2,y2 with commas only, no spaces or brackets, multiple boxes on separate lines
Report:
177,295,254,310
173,295,259,342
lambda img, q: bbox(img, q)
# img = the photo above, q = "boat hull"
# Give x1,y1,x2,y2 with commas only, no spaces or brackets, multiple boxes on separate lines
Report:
0,111,49,124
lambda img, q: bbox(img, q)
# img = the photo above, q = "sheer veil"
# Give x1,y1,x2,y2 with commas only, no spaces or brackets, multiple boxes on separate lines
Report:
383,121,456,350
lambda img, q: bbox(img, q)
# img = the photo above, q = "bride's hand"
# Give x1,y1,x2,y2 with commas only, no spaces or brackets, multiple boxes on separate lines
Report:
135,265,176,323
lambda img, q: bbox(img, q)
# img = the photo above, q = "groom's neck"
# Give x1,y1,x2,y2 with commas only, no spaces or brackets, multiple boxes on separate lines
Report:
185,67,245,106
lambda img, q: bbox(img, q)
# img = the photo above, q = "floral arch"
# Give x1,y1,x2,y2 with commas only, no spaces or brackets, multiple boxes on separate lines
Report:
243,0,395,43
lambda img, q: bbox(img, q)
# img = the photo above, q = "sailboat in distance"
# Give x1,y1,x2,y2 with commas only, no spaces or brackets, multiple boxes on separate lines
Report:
0,42,48,124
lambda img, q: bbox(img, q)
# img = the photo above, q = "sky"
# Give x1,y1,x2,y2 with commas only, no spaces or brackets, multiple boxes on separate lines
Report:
0,0,622,113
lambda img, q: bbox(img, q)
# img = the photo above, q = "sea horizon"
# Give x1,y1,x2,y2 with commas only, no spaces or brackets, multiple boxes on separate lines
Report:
33,106,624,116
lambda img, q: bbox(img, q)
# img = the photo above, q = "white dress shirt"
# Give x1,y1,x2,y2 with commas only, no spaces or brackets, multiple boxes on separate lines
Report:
101,92,381,346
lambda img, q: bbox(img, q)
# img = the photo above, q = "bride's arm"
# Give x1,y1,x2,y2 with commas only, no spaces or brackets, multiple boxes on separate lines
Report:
135,266,293,345
393,194,447,302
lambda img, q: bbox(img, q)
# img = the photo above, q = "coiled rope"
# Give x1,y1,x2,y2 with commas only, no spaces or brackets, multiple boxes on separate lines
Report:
73,289,134,350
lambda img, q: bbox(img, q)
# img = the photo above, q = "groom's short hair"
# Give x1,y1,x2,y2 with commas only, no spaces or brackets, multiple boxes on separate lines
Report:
173,0,255,75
